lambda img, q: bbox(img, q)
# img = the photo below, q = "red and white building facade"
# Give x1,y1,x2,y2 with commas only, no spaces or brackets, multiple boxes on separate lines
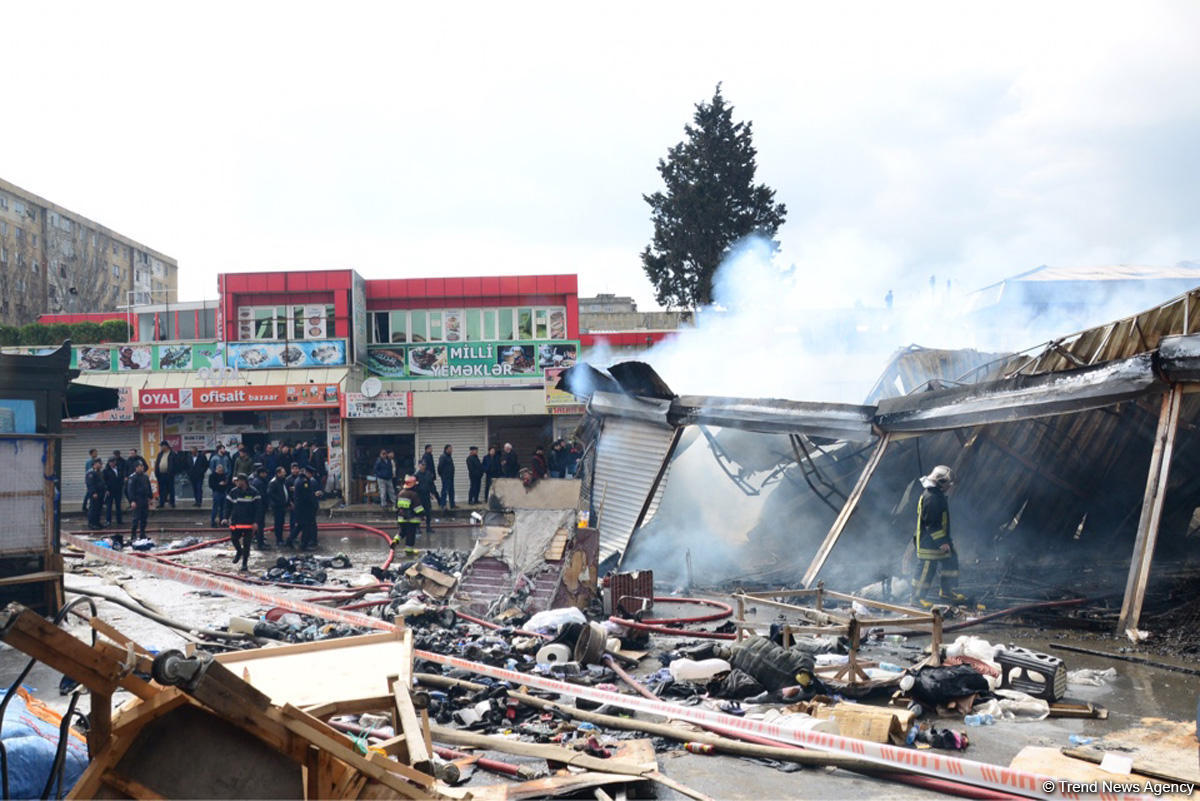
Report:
48,269,583,504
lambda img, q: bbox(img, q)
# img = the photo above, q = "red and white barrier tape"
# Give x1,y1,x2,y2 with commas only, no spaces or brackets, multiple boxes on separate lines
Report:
66,533,1148,801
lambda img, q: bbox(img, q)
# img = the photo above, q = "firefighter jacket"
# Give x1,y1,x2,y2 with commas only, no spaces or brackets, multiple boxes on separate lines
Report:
226,485,261,527
396,488,425,525
914,486,952,560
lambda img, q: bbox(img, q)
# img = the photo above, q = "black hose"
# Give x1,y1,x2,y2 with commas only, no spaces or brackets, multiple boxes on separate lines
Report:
39,691,81,800
0,597,97,800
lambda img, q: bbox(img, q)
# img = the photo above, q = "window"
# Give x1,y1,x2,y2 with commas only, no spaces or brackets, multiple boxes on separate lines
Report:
111,243,118,255
517,307,533,339
498,308,514,340
410,310,427,343
31,234,36,248
0,246,6,265
0,194,7,210
0,221,6,236
112,263,120,277
371,311,388,344
465,309,481,342
482,309,497,340
12,200,25,216
239,304,334,340
389,311,407,343
14,227,23,244
428,312,442,341
534,309,548,339
59,263,67,278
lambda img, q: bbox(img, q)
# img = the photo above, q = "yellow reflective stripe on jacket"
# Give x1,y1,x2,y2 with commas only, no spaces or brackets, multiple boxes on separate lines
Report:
397,498,412,508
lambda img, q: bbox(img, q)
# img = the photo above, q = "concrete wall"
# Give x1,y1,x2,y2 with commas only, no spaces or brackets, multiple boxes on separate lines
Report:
579,310,691,332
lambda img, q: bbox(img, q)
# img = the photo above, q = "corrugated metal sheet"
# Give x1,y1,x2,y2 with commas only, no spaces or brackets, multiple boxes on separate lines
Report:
60,424,141,502
590,415,677,563
417,417,487,501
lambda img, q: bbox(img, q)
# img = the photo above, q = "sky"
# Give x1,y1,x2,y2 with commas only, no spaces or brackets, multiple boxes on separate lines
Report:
2,0,1198,311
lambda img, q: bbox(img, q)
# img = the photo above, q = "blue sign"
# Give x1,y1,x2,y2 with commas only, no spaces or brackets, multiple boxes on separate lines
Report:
225,340,348,369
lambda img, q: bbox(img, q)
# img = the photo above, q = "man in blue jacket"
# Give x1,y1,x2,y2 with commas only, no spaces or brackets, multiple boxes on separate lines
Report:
374,448,395,509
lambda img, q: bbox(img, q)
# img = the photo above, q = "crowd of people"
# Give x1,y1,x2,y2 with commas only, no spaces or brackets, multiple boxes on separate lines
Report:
373,439,582,531
82,440,332,562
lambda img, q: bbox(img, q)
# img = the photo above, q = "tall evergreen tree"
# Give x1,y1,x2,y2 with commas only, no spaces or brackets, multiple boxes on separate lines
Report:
641,84,788,309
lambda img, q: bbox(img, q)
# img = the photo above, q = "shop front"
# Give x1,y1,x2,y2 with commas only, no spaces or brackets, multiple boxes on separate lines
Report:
137,382,345,496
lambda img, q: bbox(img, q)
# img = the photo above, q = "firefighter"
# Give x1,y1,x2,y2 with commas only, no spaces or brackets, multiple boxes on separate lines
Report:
226,473,261,572
393,475,425,555
911,465,965,606
290,465,322,550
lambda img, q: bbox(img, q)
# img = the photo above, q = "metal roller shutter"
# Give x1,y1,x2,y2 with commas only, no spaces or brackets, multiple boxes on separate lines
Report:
553,414,584,442
61,425,142,503
486,416,553,471
590,416,678,564
417,417,487,502
346,418,417,435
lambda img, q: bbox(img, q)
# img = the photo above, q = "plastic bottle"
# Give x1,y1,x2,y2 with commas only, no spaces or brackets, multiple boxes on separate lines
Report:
905,724,920,746
684,742,716,755
668,658,732,682
877,662,906,673
1068,734,1094,746
963,714,995,726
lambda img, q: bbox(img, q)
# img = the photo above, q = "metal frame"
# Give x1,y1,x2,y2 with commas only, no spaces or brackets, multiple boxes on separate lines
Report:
732,582,942,685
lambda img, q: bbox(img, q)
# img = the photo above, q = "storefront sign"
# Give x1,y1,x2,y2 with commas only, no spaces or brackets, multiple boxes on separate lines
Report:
139,383,340,412
367,340,578,379
225,340,347,370
72,342,224,372
69,387,136,422
344,391,413,418
269,410,327,432
544,367,581,408
141,417,163,496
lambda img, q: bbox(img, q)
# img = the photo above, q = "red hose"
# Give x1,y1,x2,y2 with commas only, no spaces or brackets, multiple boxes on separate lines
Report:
609,616,736,640
635,597,733,625
455,611,551,640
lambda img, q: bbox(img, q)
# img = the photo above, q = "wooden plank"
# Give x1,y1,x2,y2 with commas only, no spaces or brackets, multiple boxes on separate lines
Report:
305,745,322,801
101,772,167,800
303,694,395,720
393,679,432,772
90,616,153,654
0,570,61,587
0,606,122,693
275,703,435,791
216,631,400,664
802,432,891,588
112,689,188,735
67,734,126,800
1118,383,1183,633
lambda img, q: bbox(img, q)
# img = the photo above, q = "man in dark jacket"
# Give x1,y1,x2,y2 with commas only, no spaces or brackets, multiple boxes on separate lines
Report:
226,473,261,571
123,461,152,549
285,462,302,543
415,461,435,534
483,445,501,501
267,466,290,546
548,440,564,478
85,460,105,530
263,443,278,475
466,446,483,505
394,475,425,552
499,443,520,478
112,450,128,510
154,440,177,508
374,449,395,509
437,444,456,509
102,458,123,526
288,466,321,550
420,444,435,479
186,446,208,507
250,464,270,548
125,448,149,474
911,465,965,606
208,464,230,526
233,444,255,479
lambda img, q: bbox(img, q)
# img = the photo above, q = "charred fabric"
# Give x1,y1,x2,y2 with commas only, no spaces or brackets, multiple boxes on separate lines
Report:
558,287,1200,641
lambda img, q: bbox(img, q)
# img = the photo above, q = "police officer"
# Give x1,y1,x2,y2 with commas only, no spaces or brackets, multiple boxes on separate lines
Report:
226,473,261,571
285,462,303,544
911,465,965,606
267,466,290,546
250,464,270,548
85,459,105,530
393,475,425,554
290,465,322,550
123,461,152,549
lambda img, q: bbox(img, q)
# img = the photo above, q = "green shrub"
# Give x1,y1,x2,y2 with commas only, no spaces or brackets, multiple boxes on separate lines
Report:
70,322,104,344
18,323,55,346
99,319,130,342
0,325,20,346
46,323,72,345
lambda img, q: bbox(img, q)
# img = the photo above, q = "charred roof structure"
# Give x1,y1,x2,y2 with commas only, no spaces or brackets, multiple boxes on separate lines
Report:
564,287,1200,635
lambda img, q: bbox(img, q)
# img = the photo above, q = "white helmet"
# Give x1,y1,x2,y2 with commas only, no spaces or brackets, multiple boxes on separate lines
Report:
921,465,955,490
